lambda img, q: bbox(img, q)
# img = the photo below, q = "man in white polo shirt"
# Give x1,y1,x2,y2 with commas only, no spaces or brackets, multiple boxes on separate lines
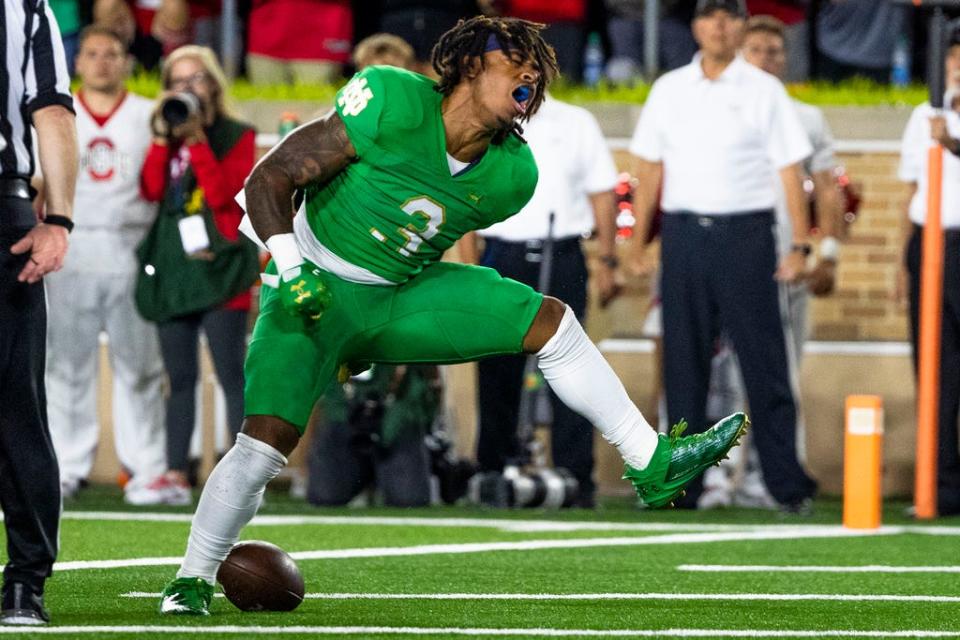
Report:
897,24,960,517
628,0,817,511
467,93,620,508
699,13,846,510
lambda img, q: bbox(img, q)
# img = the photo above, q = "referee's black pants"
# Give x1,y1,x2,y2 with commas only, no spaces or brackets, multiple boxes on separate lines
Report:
0,197,60,592
660,211,816,507
906,225,960,516
476,237,595,502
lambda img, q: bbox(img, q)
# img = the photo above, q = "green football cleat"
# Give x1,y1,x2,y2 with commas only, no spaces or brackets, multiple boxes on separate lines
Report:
623,412,749,509
158,577,214,616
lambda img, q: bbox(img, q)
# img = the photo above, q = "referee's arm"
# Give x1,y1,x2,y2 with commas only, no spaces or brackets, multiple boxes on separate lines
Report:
25,0,76,221
32,106,77,222
11,0,76,283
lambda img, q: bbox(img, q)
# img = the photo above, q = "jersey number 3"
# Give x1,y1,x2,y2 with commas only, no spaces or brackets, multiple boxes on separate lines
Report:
371,196,446,257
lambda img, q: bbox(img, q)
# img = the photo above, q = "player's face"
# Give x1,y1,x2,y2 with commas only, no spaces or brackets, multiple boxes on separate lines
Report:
693,10,745,60
741,31,786,79
75,35,127,93
473,49,540,130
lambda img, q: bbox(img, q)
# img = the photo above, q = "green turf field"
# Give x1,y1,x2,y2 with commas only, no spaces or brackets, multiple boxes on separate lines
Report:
2,487,959,638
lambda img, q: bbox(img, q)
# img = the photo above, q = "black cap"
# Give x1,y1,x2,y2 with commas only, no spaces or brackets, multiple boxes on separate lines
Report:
695,0,748,18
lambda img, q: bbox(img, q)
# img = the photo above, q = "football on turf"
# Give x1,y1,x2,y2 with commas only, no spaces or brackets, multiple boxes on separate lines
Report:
217,540,305,611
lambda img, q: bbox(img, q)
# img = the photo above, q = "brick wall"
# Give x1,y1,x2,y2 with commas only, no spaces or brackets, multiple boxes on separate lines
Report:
816,152,909,341
592,150,913,343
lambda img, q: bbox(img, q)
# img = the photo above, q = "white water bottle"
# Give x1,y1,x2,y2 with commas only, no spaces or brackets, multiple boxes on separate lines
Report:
891,35,910,87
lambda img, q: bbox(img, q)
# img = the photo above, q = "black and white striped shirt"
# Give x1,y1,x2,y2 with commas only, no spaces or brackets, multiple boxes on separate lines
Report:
0,0,72,179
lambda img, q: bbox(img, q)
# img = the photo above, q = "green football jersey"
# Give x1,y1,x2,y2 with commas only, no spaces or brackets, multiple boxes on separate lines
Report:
303,65,539,283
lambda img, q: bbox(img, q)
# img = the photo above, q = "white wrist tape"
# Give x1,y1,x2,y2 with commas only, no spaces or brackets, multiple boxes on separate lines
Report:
265,233,304,277
820,236,840,261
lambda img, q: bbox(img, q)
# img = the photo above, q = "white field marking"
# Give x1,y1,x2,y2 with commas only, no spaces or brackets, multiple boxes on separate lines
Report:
1,626,960,637
596,339,914,357
53,511,960,537
119,591,960,603
52,511,783,533
680,565,960,574
54,526,895,572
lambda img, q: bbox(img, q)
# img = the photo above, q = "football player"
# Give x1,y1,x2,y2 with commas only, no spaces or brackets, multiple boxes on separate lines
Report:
159,15,748,615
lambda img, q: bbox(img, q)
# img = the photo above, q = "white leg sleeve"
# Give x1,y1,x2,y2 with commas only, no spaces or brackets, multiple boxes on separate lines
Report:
178,433,288,584
537,306,659,470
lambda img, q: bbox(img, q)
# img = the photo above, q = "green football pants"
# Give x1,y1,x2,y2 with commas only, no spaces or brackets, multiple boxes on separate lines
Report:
244,260,543,432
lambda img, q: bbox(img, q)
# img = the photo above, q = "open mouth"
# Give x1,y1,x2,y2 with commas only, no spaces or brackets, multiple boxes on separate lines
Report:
511,84,532,115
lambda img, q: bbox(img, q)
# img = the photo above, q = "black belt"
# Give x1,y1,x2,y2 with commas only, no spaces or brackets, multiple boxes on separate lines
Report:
0,177,33,200
484,236,582,251
669,209,774,227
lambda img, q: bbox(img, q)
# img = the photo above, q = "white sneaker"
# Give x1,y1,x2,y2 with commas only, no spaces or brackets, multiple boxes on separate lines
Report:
124,474,191,506
732,474,778,510
697,466,733,509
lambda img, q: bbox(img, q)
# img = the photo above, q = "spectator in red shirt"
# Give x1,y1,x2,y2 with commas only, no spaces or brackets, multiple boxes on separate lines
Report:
246,0,352,85
140,45,256,502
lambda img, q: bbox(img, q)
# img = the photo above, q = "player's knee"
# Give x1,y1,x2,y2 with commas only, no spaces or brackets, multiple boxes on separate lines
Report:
241,415,301,457
522,296,567,353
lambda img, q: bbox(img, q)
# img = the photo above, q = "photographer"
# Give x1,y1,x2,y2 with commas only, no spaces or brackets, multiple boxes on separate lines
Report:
307,365,440,508
138,45,256,503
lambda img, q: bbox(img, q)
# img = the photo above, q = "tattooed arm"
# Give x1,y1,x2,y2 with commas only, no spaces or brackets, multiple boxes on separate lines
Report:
244,109,356,242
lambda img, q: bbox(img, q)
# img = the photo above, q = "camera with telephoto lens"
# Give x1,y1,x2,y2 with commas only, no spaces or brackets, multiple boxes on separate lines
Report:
424,424,477,505
467,465,579,509
160,92,201,128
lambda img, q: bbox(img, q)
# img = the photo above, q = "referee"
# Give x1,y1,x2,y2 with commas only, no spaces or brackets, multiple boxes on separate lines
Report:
0,0,77,626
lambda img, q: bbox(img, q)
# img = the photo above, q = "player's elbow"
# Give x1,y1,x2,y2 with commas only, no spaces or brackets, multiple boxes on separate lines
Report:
245,161,295,204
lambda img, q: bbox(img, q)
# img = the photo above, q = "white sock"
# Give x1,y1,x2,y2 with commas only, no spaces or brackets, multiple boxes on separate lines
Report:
537,305,659,470
177,433,287,584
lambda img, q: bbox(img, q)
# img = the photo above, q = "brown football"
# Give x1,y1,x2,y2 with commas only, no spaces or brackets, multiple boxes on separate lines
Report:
216,540,305,612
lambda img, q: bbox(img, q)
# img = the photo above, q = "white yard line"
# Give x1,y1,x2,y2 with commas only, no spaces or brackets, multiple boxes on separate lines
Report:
596,339,914,357
1,625,959,637
53,511,782,532
680,565,960,574
54,512,960,537
53,527,895,572
119,591,960,603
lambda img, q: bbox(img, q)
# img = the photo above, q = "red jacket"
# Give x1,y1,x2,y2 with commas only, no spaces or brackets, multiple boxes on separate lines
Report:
140,128,256,311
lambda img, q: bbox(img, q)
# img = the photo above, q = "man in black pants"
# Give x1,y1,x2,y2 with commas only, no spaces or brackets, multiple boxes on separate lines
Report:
0,0,78,626
466,94,620,508
628,0,817,511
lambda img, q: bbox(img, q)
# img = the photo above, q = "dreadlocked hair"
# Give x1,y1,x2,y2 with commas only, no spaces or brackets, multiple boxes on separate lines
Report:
431,15,558,144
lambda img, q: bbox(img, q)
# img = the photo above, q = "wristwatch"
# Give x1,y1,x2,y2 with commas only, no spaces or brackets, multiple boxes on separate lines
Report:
790,242,812,257
44,214,74,233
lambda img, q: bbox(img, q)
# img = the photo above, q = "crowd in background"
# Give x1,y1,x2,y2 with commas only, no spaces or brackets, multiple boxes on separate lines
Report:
39,0,960,518
48,1,951,86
